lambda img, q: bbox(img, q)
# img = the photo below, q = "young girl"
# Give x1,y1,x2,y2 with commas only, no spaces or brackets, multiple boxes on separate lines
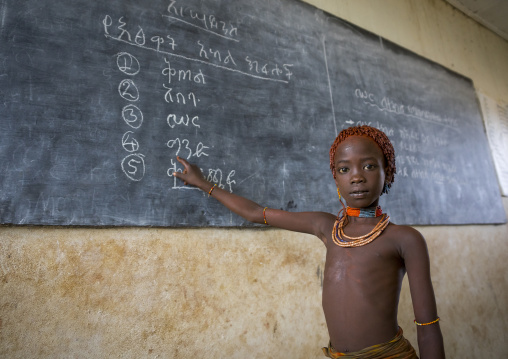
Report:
173,125,445,358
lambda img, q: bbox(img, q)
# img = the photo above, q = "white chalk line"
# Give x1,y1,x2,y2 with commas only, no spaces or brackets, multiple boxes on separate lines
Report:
162,15,240,43
322,37,337,136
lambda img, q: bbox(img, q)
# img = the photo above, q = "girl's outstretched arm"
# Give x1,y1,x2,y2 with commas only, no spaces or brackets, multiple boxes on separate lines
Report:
173,156,266,224
172,157,334,242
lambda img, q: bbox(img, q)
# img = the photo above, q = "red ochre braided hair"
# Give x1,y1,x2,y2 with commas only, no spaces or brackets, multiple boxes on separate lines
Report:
329,125,396,195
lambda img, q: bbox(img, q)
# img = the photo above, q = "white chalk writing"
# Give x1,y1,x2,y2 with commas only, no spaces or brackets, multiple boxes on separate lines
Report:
166,159,236,192
166,138,209,159
122,104,143,129
114,51,146,182
103,1,295,193
162,58,206,84
116,52,140,76
121,131,140,153
354,88,459,128
118,79,140,102
121,154,146,181
103,15,292,84
165,1,239,41
166,114,200,129
163,86,200,107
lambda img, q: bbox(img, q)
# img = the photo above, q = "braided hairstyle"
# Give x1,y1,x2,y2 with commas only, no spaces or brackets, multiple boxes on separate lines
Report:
329,125,396,194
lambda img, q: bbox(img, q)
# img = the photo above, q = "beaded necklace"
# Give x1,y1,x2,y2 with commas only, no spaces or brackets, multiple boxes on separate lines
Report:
346,206,383,218
332,206,390,247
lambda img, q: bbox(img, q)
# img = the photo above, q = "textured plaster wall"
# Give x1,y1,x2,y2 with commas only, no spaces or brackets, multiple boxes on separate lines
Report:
0,229,327,358
1,0,508,358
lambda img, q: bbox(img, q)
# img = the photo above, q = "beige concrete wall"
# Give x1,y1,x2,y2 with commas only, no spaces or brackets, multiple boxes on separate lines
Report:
1,0,508,358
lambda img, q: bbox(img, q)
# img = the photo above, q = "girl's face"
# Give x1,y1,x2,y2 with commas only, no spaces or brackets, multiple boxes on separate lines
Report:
333,135,387,208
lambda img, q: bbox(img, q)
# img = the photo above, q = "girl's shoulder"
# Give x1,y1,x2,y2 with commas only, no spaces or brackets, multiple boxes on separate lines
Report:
386,222,423,239
385,222,428,257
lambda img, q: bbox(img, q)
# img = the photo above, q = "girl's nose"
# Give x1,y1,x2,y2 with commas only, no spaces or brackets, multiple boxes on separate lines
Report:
350,169,365,184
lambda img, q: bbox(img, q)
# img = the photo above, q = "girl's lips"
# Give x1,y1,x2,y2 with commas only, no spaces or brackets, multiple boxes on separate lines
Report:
350,190,368,198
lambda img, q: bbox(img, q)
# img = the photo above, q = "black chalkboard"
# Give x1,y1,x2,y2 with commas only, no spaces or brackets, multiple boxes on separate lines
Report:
0,0,505,226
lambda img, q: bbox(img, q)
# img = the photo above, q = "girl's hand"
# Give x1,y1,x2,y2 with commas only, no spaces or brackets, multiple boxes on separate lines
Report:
172,156,209,188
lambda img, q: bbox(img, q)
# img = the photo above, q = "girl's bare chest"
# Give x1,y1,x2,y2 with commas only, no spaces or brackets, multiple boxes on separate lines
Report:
323,243,403,283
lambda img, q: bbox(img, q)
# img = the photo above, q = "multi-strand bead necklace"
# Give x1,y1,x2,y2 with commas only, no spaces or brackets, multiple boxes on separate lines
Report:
332,206,390,247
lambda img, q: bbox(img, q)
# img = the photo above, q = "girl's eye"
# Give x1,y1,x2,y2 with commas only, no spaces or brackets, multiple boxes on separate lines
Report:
364,164,376,170
337,167,349,174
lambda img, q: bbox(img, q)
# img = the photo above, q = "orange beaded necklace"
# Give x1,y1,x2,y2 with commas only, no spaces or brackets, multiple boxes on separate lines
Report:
332,206,390,247
345,206,383,218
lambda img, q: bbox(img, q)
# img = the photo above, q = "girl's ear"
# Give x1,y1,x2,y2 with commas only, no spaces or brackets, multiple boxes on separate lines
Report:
383,165,392,195
384,164,391,183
